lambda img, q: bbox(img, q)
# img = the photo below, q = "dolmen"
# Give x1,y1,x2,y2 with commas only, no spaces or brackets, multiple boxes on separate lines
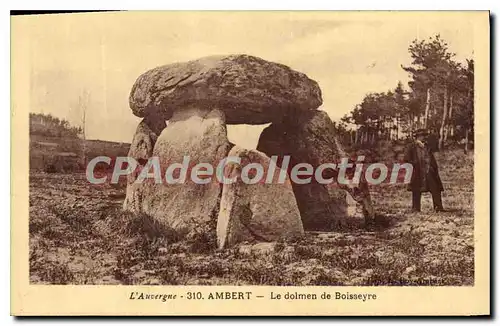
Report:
123,54,375,249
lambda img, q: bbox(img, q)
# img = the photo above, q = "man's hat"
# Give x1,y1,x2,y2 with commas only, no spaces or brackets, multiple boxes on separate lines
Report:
413,128,429,137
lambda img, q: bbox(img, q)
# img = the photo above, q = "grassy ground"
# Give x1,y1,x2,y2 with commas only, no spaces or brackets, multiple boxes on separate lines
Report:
29,149,474,286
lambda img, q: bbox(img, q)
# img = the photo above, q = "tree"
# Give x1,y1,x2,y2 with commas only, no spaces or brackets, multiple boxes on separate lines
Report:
402,35,455,134
347,34,474,151
393,81,408,140
29,113,83,138
77,89,91,166
458,59,474,154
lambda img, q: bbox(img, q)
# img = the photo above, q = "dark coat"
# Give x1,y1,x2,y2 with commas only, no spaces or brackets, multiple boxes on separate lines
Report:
404,140,444,193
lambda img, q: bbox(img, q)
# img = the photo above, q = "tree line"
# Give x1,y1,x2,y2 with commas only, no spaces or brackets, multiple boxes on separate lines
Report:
30,112,83,139
335,35,474,153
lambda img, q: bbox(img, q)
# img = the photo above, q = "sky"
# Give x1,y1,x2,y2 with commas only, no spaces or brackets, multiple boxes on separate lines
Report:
16,12,475,149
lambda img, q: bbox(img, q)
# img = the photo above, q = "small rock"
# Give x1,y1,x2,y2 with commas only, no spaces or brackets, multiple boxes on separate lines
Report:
431,259,441,268
362,269,374,277
349,277,366,286
332,270,346,278
393,251,407,261
144,278,161,285
418,238,429,246
158,247,169,254
404,265,416,274
101,276,121,285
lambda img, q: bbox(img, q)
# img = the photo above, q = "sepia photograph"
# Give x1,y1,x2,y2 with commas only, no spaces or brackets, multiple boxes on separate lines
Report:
10,10,490,316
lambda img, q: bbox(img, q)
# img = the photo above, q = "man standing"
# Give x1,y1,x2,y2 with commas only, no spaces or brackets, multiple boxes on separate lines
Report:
405,129,445,212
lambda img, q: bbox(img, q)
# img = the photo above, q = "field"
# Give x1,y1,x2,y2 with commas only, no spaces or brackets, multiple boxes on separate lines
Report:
29,149,474,286
29,134,130,172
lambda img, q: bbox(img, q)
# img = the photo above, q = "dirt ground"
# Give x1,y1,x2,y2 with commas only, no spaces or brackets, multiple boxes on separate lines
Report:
29,149,474,286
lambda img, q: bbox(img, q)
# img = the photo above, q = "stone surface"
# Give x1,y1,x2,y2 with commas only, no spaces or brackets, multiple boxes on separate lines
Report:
257,110,375,230
129,54,322,124
123,116,166,212
217,146,304,249
139,107,231,235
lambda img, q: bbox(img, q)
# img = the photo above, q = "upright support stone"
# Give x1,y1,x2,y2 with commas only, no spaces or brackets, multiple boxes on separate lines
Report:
217,146,304,248
139,107,231,235
123,115,166,212
257,110,375,230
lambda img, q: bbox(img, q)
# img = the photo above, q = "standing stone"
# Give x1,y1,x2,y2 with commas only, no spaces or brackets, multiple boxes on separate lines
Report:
139,107,231,235
257,110,375,230
129,54,322,124
123,115,166,212
217,146,304,249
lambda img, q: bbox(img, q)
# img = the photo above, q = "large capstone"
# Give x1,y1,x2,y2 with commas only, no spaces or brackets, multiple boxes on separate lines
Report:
129,54,322,124
217,146,304,249
257,110,375,230
138,107,232,235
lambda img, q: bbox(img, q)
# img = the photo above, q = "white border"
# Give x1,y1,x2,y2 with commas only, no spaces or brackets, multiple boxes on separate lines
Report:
4,1,497,324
